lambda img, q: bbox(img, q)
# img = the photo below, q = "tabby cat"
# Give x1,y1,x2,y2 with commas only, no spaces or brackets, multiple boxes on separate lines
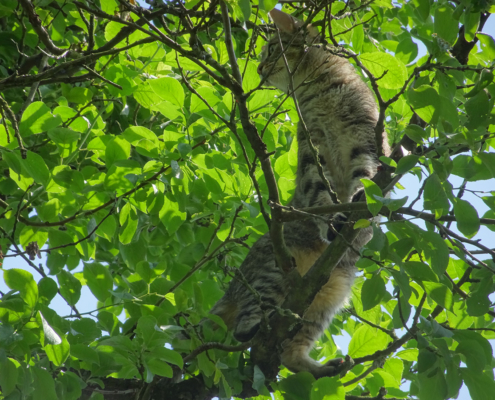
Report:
209,9,390,378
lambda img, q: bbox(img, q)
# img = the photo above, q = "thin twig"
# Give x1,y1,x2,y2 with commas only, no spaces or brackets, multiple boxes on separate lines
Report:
0,96,26,158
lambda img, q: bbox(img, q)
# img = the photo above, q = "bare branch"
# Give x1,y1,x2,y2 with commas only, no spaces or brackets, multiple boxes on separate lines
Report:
19,0,77,57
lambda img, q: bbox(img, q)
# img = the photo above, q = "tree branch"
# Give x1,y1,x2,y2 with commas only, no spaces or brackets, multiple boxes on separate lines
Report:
0,96,26,158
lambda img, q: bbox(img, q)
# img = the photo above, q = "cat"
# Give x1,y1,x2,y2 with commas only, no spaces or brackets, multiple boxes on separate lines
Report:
208,9,390,378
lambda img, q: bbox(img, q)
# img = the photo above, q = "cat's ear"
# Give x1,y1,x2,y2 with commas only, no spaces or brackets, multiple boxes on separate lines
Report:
269,9,320,40
269,9,299,33
306,24,319,42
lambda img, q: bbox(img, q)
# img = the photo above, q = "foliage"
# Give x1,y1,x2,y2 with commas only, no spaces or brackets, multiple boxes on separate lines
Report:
0,0,494,399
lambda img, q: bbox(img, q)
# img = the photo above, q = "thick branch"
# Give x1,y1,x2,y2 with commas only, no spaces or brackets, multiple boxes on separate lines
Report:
452,13,491,65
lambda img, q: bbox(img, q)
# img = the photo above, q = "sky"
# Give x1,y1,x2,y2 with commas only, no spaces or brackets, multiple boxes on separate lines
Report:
1,3,495,400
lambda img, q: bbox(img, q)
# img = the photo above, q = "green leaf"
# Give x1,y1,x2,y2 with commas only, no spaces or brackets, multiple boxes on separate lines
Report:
421,230,449,276
396,348,418,361
477,33,495,60
45,334,70,367
220,376,232,399
460,368,495,400
0,0,17,18
32,366,58,400
38,277,58,305
434,4,458,44
119,203,138,245
367,223,387,253
361,273,387,311
47,128,80,158
235,0,252,22
452,155,491,181
403,261,438,282
396,155,419,174
58,371,83,400
67,87,93,104
453,198,480,238
144,354,173,378
105,137,131,168
396,35,418,64
104,20,126,42
0,358,18,396
359,52,407,89
423,174,449,211
3,268,38,309
71,344,100,365
134,81,164,109
259,0,277,12
417,369,448,400
253,365,267,393
136,315,165,349
411,0,430,21
83,263,113,302
352,22,364,53
373,195,408,211
423,281,453,311
456,340,486,373
152,347,183,369
453,330,493,364
19,101,62,137
466,288,491,316
150,77,185,108
348,325,391,358
2,150,22,174
354,219,371,229
311,376,345,400
70,318,102,343
19,150,50,187
465,90,490,128
190,87,221,113
407,85,440,125
100,0,118,14
463,11,480,42
361,178,383,216
280,372,315,400
159,192,186,235
19,226,48,250
57,270,82,306
237,59,260,92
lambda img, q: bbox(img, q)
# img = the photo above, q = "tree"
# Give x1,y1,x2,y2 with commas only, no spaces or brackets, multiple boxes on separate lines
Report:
0,0,494,399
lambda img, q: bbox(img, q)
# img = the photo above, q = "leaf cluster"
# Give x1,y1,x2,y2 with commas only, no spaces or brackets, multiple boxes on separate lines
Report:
0,0,494,400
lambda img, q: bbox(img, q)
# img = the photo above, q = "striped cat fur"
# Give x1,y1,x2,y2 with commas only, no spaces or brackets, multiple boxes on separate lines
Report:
209,9,390,378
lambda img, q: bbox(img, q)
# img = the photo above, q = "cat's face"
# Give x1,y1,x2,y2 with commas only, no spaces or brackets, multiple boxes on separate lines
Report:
258,32,307,92
257,9,319,93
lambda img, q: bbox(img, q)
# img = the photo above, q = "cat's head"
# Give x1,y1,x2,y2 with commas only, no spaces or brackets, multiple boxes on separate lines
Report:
258,9,319,92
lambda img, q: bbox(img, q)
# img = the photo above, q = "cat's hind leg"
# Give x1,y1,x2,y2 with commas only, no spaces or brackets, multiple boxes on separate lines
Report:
280,266,355,377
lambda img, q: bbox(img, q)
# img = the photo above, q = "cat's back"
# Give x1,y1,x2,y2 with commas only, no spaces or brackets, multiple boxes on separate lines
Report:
296,46,379,127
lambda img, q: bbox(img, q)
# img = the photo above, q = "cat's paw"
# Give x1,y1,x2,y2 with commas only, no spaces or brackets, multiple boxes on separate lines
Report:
326,214,347,241
311,359,342,378
234,320,260,342
324,357,344,368
352,188,365,202
312,357,353,378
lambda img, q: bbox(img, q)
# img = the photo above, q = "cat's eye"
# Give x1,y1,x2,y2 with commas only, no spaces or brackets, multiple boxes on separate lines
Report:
268,43,277,55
